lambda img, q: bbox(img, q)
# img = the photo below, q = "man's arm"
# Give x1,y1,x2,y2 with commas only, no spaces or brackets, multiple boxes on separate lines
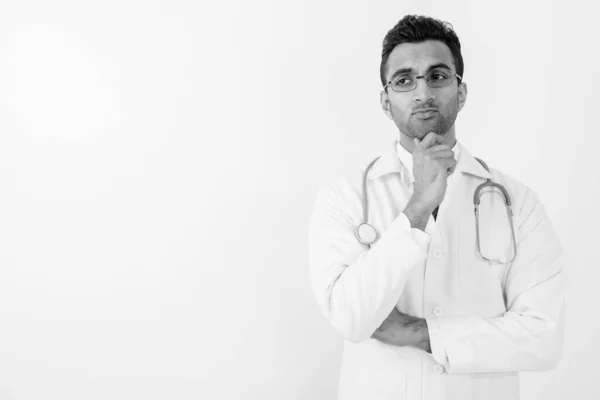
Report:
308,183,431,343
426,187,566,374
308,133,456,343
372,188,566,374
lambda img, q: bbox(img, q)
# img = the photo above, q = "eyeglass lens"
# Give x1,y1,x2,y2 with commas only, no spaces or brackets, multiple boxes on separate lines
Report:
391,69,456,92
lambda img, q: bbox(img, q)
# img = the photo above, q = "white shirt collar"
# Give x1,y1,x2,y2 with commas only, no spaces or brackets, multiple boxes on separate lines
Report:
395,138,461,184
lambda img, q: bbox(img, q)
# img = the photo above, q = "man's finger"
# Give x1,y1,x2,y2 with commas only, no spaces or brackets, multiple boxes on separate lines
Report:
430,149,455,159
439,158,457,171
417,132,443,149
427,145,454,156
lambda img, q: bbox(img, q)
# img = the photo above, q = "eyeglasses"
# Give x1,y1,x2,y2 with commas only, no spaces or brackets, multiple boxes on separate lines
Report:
384,69,462,92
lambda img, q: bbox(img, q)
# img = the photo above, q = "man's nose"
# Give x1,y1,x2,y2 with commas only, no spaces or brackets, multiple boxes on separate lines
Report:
412,77,435,103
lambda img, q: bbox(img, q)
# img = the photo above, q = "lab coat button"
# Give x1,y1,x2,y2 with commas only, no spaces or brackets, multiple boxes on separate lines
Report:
433,365,444,375
433,249,442,258
432,307,443,317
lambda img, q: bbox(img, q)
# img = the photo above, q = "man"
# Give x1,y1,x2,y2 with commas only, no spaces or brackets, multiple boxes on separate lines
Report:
308,15,566,400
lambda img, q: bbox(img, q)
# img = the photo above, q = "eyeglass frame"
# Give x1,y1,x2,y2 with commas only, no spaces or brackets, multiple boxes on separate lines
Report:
383,69,462,93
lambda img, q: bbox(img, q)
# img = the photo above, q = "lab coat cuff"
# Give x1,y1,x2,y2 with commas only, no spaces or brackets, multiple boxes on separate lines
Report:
359,213,431,283
374,213,430,262
426,318,449,370
432,316,477,374
410,227,431,251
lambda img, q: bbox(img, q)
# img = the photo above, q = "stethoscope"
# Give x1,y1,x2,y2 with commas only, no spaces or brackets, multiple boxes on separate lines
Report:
355,156,518,264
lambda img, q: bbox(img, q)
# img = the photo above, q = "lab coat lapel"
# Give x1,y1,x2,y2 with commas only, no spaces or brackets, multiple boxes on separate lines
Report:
434,143,493,248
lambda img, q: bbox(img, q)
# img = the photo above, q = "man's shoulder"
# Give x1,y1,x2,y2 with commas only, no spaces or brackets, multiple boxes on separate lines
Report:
486,165,543,213
488,167,527,191
312,155,382,212
319,157,378,194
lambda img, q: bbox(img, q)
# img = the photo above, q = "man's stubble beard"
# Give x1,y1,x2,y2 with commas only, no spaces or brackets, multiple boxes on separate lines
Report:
392,98,460,140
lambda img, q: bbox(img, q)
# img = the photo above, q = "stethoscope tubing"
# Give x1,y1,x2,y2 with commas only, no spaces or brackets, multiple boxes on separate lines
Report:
356,155,518,264
355,156,382,246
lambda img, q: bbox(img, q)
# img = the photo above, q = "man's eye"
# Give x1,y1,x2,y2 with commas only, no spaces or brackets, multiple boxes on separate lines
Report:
394,76,414,85
431,71,450,80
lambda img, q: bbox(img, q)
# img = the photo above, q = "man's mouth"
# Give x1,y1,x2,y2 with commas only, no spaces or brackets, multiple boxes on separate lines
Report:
413,109,438,119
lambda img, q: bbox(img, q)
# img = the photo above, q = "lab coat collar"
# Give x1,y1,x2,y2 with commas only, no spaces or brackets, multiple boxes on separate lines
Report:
455,143,493,181
368,139,492,183
367,140,404,182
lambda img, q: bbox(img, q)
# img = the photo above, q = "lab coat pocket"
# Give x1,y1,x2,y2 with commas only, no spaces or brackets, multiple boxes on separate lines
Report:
457,193,513,294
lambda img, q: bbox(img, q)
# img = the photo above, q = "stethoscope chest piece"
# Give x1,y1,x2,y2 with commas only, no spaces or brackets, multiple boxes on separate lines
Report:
356,222,378,246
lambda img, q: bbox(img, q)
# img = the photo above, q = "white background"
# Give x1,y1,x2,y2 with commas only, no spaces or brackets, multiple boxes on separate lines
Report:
0,0,596,399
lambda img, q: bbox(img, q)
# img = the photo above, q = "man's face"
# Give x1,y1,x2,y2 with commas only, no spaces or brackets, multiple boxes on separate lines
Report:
380,40,467,142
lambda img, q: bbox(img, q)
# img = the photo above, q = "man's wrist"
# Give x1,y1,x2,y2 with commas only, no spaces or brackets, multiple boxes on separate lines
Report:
420,319,431,353
404,201,432,231
410,318,431,353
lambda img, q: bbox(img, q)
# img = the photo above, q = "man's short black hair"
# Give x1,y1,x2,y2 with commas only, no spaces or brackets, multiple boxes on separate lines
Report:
380,15,464,87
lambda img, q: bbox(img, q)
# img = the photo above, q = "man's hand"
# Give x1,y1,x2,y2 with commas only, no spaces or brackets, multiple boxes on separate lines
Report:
371,308,431,353
404,132,457,230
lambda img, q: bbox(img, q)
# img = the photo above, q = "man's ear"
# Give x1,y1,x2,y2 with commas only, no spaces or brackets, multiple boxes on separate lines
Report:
457,81,468,112
380,90,394,120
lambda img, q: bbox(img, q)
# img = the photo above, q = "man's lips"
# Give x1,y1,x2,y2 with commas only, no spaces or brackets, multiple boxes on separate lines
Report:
413,108,438,114
413,108,438,119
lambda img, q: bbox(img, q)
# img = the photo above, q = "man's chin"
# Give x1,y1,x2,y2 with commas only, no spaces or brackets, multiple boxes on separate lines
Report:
415,130,444,139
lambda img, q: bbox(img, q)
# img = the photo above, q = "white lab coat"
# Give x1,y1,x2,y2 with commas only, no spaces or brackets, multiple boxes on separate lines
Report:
308,139,566,400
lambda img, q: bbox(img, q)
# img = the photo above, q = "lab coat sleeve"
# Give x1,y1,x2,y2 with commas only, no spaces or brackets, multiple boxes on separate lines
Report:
308,184,431,343
427,188,567,374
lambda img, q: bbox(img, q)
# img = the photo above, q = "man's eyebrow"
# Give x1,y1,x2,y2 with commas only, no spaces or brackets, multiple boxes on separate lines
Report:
388,63,453,81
